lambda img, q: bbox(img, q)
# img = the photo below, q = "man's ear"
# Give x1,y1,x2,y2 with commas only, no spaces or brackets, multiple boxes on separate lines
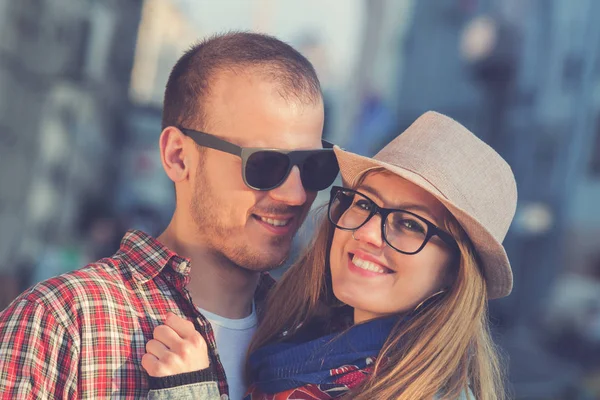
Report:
159,127,190,183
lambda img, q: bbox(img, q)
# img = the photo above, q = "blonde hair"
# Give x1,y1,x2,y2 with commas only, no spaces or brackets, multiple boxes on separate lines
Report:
247,171,507,399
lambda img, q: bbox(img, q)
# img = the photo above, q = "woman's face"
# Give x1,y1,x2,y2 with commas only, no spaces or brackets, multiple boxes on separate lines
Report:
329,172,457,323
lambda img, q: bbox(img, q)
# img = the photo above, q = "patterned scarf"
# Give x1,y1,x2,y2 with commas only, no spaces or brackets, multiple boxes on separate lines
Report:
244,315,401,400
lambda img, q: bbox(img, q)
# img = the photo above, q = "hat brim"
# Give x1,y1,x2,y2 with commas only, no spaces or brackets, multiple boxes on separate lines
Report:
333,146,512,299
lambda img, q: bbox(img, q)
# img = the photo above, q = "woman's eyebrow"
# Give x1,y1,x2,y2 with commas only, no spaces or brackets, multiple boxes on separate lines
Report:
359,184,440,223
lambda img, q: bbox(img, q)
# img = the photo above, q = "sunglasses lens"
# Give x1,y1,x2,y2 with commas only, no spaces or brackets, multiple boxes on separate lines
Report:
245,151,290,189
302,151,339,191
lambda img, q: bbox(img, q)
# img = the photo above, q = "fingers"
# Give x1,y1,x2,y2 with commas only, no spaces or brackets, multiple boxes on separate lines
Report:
164,312,197,339
146,338,170,359
153,324,182,351
141,353,165,377
143,314,211,376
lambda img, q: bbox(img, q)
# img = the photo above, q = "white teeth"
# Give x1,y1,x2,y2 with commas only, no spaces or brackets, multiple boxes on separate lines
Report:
352,255,388,274
260,217,289,227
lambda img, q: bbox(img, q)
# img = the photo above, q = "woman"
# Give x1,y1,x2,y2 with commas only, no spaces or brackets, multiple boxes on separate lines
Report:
145,111,517,399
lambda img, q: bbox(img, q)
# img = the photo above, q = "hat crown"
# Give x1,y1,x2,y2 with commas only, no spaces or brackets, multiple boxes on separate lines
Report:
373,111,517,242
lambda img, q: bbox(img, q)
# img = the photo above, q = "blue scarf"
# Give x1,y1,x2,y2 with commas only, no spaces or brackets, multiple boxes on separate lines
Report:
247,315,401,394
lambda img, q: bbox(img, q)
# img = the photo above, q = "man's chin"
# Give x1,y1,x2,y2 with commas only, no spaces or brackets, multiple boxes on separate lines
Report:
238,247,291,272
247,253,290,271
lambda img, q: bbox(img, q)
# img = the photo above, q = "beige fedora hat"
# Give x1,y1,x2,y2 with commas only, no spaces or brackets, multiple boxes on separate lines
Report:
334,111,517,299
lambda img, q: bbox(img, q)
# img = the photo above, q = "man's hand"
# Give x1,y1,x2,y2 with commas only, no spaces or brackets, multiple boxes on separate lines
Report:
142,312,210,377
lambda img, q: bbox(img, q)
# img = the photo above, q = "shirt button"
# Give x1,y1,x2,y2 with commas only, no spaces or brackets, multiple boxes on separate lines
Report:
220,395,229,400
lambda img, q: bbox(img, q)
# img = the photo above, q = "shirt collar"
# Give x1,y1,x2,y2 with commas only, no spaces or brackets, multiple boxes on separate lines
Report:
117,230,276,300
117,229,191,284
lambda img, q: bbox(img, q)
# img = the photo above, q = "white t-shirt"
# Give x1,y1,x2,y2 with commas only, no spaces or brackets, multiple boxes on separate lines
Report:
197,304,257,400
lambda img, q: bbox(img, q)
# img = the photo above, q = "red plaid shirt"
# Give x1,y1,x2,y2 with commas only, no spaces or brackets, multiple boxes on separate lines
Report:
0,230,274,399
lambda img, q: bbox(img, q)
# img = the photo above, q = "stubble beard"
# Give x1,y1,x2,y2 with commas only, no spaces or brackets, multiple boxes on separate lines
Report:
190,169,294,271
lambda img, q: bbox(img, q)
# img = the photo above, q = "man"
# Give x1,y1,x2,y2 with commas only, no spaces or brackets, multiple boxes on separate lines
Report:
0,32,338,399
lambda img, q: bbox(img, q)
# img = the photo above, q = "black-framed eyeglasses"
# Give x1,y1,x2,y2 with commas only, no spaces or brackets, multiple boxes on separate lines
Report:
328,186,459,255
180,128,339,191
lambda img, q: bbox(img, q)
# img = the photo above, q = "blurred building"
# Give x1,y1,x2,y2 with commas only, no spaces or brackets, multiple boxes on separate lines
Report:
129,0,200,105
115,104,174,236
129,0,366,141
0,0,143,274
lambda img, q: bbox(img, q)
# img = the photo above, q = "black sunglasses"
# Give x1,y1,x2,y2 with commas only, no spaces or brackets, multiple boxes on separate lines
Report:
328,186,459,255
180,128,340,191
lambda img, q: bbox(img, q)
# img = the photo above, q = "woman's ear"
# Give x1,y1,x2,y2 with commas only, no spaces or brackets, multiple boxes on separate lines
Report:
160,127,189,183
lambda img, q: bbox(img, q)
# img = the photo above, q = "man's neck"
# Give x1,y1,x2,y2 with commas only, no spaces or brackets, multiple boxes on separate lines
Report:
158,220,260,319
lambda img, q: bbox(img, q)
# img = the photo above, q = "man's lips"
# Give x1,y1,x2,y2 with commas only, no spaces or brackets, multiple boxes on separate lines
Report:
252,214,296,234
254,215,293,227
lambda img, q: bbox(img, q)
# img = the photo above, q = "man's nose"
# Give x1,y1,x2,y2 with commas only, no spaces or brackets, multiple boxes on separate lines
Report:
268,166,307,206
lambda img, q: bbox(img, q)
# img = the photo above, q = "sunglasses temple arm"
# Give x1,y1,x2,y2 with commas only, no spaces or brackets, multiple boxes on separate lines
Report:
181,129,243,157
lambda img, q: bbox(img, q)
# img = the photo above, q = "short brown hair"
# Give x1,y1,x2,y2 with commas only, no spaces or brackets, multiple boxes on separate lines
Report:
161,32,322,130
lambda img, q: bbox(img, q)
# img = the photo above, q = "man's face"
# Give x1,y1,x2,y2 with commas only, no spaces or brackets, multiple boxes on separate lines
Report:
189,70,324,271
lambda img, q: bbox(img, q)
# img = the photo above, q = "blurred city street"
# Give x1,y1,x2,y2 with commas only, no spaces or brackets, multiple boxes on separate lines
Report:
1,0,600,398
